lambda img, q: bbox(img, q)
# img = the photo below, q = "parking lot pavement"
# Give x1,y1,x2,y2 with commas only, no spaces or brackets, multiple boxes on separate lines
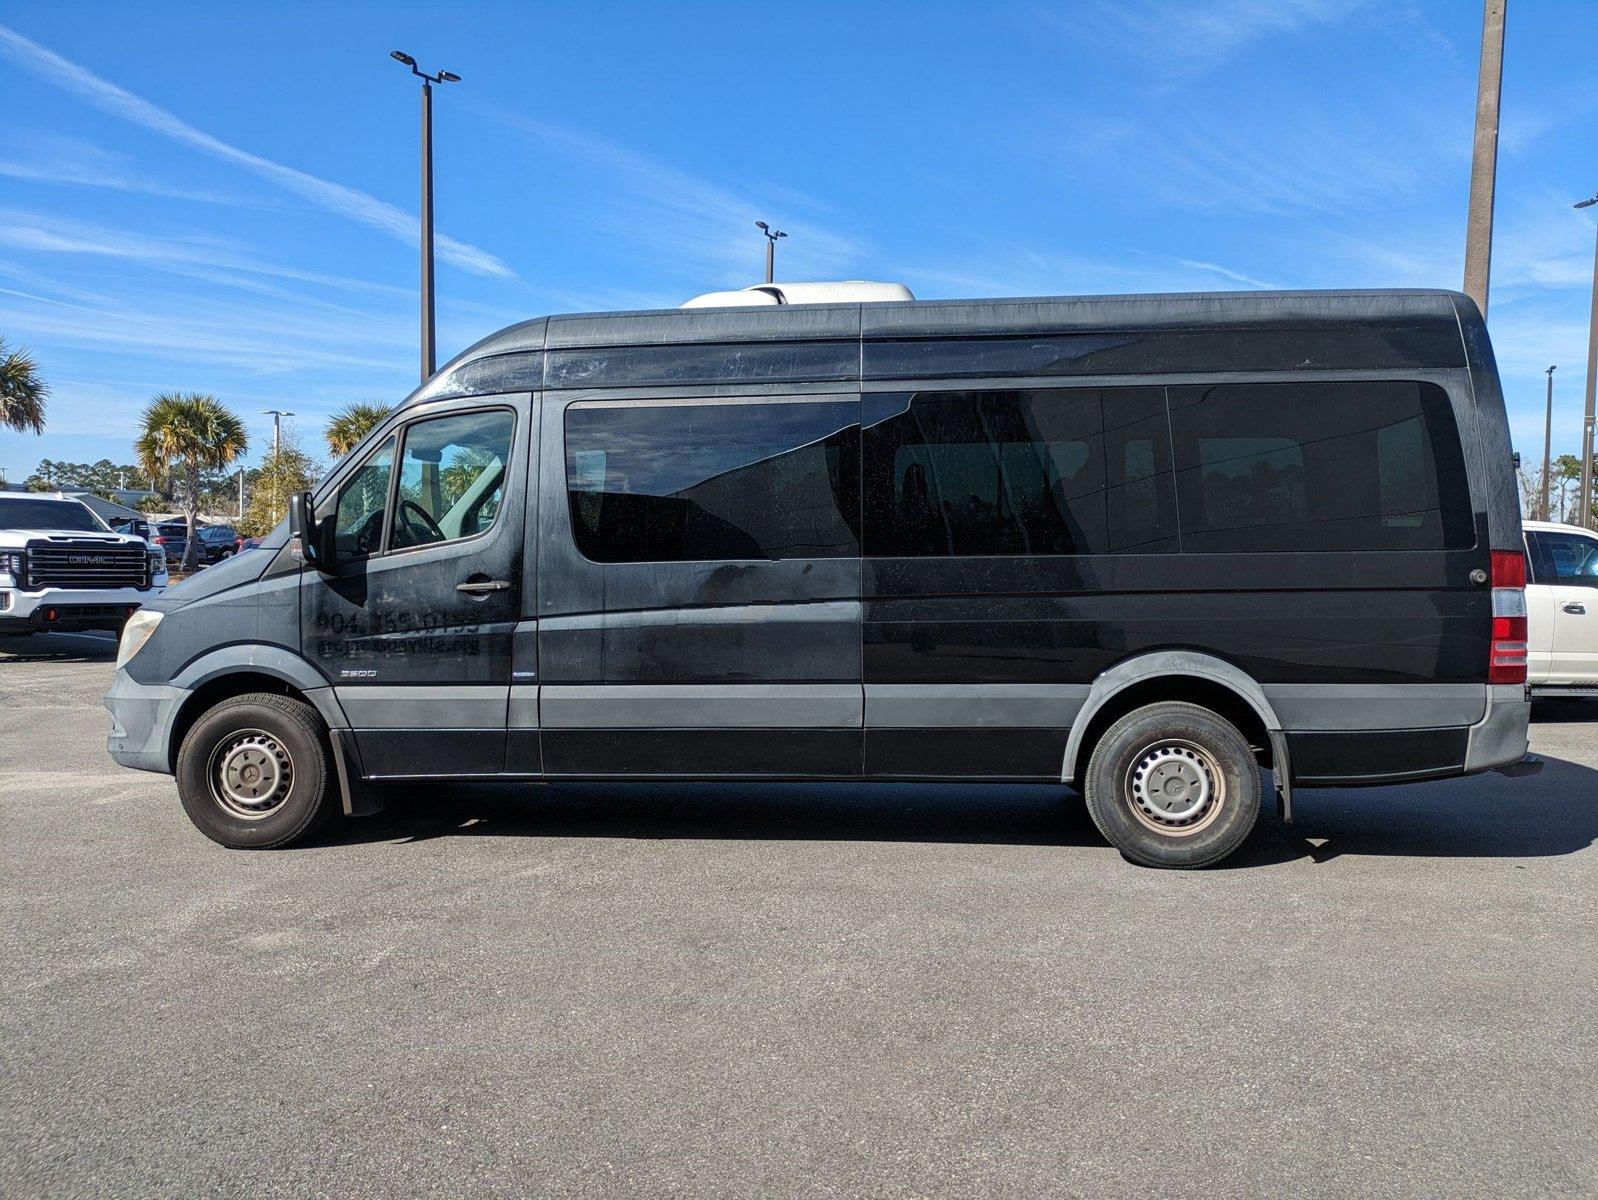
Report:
1,638,1594,1199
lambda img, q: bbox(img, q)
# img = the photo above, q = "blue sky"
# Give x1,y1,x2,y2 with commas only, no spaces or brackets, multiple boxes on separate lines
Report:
0,0,1594,481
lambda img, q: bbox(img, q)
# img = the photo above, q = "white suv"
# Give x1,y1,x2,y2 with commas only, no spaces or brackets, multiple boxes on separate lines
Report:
1524,519,1598,696
0,493,168,638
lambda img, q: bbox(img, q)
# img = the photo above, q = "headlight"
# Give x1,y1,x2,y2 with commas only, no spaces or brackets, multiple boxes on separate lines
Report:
0,550,22,584
116,609,163,671
147,549,167,578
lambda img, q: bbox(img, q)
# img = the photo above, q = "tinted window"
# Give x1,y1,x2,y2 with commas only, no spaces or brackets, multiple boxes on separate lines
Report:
861,321,1466,380
548,341,858,389
565,398,859,562
0,499,105,532
1533,531,1598,587
862,387,1176,556
390,409,515,550
1167,381,1473,552
331,435,395,556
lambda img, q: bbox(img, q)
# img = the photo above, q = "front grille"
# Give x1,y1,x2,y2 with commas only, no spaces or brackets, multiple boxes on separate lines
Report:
25,545,150,590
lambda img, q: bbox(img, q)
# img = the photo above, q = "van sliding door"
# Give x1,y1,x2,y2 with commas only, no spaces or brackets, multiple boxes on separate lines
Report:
535,390,863,777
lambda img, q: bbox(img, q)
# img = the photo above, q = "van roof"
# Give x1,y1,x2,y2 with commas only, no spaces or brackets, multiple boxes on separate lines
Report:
411,287,1480,405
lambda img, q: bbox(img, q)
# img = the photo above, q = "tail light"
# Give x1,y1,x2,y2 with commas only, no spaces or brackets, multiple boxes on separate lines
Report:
1489,550,1527,685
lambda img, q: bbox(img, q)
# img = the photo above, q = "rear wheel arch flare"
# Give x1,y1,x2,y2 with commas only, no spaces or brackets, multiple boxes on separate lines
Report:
1063,655,1282,788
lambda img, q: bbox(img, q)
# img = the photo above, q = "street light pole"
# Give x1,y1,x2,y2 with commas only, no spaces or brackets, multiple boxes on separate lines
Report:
755,221,787,284
1540,365,1556,520
1577,193,1598,531
391,52,460,383
261,409,294,458
1463,0,1506,316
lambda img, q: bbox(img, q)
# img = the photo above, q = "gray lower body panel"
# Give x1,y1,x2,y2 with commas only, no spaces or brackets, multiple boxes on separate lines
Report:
1262,683,1487,731
540,683,861,729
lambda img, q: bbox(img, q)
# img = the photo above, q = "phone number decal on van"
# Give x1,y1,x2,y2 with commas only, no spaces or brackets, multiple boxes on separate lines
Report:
313,610,473,636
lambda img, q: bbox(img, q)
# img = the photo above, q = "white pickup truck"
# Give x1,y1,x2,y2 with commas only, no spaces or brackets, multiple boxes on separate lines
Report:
0,492,169,638
1524,519,1598,697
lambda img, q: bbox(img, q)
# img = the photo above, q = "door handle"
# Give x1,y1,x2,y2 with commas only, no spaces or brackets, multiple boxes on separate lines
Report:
457,579,511,594
1564,601,1588,615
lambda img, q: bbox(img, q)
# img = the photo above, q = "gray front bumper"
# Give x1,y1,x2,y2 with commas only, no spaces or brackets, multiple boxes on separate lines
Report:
105,669,188,775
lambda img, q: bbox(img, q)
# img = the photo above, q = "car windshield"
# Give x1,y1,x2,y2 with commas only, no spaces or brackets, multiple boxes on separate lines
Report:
0,499,109,532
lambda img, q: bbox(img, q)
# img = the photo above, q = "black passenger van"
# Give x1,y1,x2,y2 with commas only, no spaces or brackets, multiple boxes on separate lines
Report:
106,288,1533,868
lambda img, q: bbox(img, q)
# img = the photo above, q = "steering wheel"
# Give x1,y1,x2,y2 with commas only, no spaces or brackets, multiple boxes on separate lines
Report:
396,498,445,546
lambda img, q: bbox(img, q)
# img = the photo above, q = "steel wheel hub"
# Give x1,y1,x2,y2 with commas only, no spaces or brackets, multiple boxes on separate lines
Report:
209,730,292,820
1126,740,1225,835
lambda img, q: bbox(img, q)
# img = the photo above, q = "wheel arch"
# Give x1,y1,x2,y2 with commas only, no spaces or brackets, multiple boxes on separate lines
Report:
1062,653,1288,798
166,645,346,773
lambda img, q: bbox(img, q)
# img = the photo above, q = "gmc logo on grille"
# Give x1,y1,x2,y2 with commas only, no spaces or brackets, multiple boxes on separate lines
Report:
68,555,118,564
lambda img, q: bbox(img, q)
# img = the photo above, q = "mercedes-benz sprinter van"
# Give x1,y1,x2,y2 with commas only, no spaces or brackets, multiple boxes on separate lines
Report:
105,288,1534,868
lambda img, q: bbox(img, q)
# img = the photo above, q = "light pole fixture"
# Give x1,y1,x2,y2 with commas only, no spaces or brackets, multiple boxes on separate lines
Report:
392,50,461,383
1576,192,1598,530
755,220,787,285
261,409,294,458
1540,365,1556,520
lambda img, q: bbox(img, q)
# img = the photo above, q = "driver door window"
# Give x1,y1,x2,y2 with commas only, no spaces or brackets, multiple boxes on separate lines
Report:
331,435,395,557
390,409,515,551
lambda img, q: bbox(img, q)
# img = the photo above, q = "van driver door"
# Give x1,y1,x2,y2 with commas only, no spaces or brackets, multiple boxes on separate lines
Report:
301,395,532,778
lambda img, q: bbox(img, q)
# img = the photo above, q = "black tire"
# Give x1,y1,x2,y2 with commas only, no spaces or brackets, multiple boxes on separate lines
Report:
1083,701,1261,869
175,692,338,849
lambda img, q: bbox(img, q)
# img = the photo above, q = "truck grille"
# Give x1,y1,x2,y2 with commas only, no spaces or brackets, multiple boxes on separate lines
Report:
25,545,150,590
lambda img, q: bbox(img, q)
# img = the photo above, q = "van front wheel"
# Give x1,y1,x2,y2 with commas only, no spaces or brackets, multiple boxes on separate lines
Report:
175,692,336,849
1083,701,1261,869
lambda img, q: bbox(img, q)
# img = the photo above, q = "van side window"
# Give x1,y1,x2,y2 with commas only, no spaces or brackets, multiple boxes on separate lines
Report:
1166,381,1473,552
389,409,516,551
331,435,396,557
564,398,860,562
862,387,1175,556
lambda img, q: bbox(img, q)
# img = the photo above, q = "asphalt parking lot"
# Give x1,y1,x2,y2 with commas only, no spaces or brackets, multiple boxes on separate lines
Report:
1,633,1594,1198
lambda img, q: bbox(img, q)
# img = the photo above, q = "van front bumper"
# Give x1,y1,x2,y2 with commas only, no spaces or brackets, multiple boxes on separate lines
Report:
105,668,187,775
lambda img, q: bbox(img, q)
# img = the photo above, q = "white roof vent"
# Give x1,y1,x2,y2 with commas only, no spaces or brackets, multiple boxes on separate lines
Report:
680,280,914,309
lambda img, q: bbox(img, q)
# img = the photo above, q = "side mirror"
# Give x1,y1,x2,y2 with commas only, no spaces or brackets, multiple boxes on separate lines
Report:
289,491,324,567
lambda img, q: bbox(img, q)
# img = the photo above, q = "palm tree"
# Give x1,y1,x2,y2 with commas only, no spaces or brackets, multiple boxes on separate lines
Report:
0,338,48,434
325,402,394,458
135,392,248,572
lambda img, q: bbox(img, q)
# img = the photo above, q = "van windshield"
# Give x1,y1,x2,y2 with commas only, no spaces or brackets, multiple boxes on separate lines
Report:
0,499,109,532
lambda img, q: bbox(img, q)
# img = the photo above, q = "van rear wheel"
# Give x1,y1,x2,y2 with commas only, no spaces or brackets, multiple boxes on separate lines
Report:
175,692,336,849
1083,701,1261,869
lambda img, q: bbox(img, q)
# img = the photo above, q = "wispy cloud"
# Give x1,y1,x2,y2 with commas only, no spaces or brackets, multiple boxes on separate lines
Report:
1493,197,1598,290
1057,0,1376,74
0,134,268,207
477,105,868,288
0,23,515,279
0,208,410,299
1175,259,1281,290
0,285,411,377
